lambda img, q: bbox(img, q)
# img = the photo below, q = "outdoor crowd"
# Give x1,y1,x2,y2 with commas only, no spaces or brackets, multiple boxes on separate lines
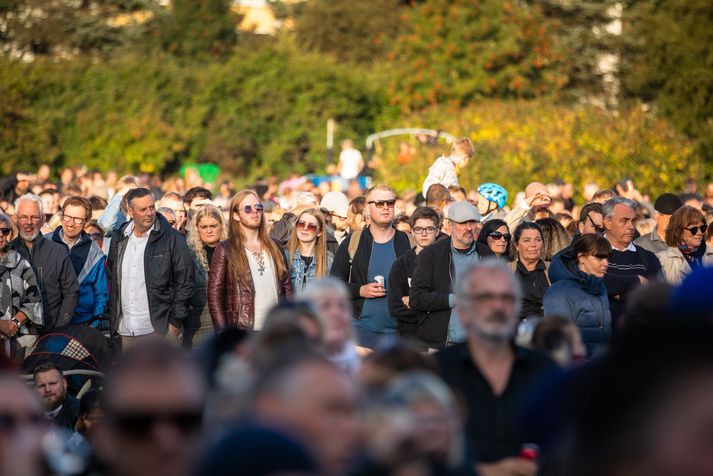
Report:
1,137,713,476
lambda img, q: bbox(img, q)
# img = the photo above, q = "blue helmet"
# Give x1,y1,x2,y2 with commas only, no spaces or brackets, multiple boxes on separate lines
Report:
477,183,508,209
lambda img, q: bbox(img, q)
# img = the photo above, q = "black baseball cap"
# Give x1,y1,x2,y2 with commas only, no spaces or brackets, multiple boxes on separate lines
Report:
654,193,683,215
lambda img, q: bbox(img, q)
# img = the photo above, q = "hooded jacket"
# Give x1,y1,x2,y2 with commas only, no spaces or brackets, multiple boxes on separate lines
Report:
544,249,612,357
106,213,194,336
50,228,108,325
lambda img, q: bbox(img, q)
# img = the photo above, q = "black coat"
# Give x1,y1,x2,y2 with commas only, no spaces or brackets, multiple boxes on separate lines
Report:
409,237,493,348
330,227,412,317
106,214,194,336
388,248,419,338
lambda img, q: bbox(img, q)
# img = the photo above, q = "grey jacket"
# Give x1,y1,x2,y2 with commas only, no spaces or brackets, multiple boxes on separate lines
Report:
0,250,43,329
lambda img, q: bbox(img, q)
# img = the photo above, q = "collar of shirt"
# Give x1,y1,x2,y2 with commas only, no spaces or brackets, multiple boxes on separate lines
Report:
46,404,63,420
124,221,155,238
610,241,637,252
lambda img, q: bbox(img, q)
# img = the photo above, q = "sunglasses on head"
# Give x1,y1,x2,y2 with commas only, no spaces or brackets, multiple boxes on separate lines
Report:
368,199,396,209
296,220,319,232
0,227,11,236
488,231,511,241
238,203,264,214
108,409,203,439
684,224,708,235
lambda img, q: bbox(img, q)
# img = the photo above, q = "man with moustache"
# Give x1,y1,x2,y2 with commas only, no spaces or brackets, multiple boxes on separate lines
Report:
437,259,557,476
12,193,79,332
33,362,79,431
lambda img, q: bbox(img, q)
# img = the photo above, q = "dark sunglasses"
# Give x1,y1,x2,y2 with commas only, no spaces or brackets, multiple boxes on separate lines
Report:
108,409,203,438
684,224,708,235
588,215,606,234
296,220,319,232
88,232,102,240
488,231,511,241
0,228,12,236
368,199,396,209
0,412,45,432
237,203,264,214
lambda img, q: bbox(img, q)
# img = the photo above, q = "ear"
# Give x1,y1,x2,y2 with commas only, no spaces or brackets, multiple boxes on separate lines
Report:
232,211,241,223
578,221,585,235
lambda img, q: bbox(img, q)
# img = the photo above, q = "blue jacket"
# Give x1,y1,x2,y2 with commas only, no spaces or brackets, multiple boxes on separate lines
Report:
290,249,334,295
50,228,108,325
544,249,611,357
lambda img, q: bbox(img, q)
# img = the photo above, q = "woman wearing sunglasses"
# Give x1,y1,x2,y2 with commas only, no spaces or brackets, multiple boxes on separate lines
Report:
287,208,333,294
544,233,612,358
655,205,713,285
509,221,550,320
208,190,293,332
0,213,42,363
475,219,510,259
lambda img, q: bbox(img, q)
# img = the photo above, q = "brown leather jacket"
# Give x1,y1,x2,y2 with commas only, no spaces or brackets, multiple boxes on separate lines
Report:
207,240,293,330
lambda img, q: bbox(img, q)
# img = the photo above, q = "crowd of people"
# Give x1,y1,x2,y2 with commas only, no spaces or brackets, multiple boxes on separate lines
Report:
1,138,713,476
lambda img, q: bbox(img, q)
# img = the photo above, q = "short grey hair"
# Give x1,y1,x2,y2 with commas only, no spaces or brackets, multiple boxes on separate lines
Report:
602,197,637,219
455,257,523,318
14,193,43,217
300,276,351,303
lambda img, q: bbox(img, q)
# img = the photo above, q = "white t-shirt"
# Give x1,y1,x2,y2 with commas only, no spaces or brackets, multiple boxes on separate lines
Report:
119,223,154,336
246,249,278,330
339,148,363,180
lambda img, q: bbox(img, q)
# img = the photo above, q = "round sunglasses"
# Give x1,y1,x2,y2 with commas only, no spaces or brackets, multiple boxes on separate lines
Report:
684,224,708,235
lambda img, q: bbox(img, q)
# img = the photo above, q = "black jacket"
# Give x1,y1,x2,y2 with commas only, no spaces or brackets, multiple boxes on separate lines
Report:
12,234,79,332
388,248,419,338
106,214,194,336
409,237,493,348
51,395,80,431
331,226,412,317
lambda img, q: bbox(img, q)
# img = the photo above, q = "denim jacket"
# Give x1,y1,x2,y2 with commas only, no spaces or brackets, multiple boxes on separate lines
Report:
290,250,334,295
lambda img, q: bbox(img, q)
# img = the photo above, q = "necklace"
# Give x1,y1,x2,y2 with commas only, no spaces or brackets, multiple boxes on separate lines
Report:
248,248,266,276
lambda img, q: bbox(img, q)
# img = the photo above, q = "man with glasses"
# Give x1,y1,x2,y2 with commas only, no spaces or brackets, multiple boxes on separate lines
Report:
410,201,494,349
331,184,412,349
388,207,441,344
437,259,556,476
107,188,194,349
95,341,206,476
49,196,108,327
12,193,79,333
634,193,683,254
157,192,187,233
577,201,605,236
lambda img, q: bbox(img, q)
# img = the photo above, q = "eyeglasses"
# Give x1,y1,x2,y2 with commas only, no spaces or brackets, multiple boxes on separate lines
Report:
296,220,319,232
588,215,606,234
16,215,40,223
413,226,438,235
108,409,203,439
462,292,516,304
88,232,102,241
684,224,708,235
62,214,86,225
0,228,11,236
368,199,396,209
488,231,511,241
237,203,264,214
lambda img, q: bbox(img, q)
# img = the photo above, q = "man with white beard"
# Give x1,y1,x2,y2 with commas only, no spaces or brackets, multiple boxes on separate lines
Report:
12,193,79,333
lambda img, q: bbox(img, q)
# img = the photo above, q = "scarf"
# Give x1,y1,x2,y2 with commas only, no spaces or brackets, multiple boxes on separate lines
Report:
678,241,705,267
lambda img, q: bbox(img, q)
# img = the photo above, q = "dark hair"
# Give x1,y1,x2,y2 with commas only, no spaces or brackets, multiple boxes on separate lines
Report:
572,233,612,259
88,195,107,211
33,362,64,381
536,217,571,261
578,202,603,224
394,213,410,226
409,206,440,228
532,316,576,355
665,205,705,246
349,196,366,216
62,195,92,220
425,183,450,207
592,188,616,203
477,219,508,246
125,187,153,208
184,187,212,205
510,221,543,260
79,389,102,417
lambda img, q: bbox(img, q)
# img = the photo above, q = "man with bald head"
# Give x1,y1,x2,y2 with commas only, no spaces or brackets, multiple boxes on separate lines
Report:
524,182,552,220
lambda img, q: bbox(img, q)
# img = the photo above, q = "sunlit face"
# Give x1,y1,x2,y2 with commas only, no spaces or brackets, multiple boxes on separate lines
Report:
161,198,186,230
197,216,222,246
515,229,543,262
366,189,396,227
486,225,510,256
450,220,477,249
61,204,88,240
14,200,43,242
411,218,438,249
579,211,604,235
604,204,636,248
128,194,156,235
233,194,263,230
682,221,706,249
296,213,321,244
34,370,67,412
578,253,609,278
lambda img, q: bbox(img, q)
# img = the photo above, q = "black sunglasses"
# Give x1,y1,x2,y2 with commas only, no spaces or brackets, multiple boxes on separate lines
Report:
488,231,511,241
684,224,708,235
0,228,11,236
108,409,203,438
588,215,606,234
237,203,265,214
368,199,396,209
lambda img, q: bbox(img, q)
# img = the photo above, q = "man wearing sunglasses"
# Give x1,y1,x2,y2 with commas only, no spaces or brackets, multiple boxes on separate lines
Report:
410,201,494,349
635,193,683,254
48,196,108,328
331,184,413,349
95,342,206,476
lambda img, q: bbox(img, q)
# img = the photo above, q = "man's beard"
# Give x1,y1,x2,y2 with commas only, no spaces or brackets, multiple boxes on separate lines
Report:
473,311,516,343
19,228,40,242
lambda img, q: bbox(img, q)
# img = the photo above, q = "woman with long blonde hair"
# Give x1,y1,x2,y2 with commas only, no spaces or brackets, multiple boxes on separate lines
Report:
287,208,333,294
208,190,292,331
184,204,226,348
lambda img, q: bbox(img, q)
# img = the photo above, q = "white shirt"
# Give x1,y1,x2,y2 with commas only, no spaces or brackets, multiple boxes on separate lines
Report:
246,249,278,330
339,148,363,180
118,222,154,336
608,238,637,252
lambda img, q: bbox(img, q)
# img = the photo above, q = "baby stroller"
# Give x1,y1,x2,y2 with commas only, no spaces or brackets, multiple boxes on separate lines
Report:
22,325,112,398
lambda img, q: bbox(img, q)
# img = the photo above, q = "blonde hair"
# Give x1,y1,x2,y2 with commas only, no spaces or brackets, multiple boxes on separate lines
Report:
450,137,474,157
288,208,329,279
227,190,287,284
187,205,227,270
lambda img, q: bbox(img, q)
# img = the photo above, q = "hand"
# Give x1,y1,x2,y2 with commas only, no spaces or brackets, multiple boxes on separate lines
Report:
167,324,181,341
526,192,551,208
0,320,18,338
401,296,410,308
360,283,386,299
638,275,649,285
477,457,537,476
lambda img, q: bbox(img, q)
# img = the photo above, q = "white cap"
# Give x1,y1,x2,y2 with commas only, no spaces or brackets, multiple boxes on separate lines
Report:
320,191,349,218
